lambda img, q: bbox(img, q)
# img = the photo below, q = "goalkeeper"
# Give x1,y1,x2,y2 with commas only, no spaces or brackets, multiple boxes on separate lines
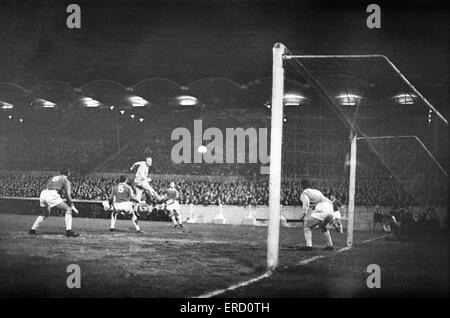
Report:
28,168,80,237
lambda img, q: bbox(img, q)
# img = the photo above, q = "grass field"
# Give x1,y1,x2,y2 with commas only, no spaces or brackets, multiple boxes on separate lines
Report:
0,213,447,298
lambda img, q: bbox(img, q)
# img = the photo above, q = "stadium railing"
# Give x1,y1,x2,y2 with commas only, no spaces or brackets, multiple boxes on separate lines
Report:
0,196,107,218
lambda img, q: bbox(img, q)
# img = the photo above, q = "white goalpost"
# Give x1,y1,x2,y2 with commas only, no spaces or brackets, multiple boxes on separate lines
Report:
347,131,357,247
267,43,286,270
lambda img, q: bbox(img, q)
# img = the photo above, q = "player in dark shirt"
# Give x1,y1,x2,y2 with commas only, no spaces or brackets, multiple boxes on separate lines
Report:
162,181,183,227
108,175,143,233
28,168,80,237
329,194,344,234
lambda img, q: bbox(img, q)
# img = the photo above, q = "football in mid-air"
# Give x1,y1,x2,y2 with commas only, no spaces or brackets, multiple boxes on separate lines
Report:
198,145,207,153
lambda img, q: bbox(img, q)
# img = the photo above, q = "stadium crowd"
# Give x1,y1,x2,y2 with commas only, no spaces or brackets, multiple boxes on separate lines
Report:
1,134,116,173
374,205,443,239
0,107,446,209
0,172,443,207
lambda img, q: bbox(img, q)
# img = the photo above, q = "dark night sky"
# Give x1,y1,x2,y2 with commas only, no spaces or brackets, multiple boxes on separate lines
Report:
0,0,448,113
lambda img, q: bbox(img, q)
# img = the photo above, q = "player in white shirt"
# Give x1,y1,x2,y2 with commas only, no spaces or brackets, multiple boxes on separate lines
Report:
299,179,343,251
299,188,330,221
129,156,162,203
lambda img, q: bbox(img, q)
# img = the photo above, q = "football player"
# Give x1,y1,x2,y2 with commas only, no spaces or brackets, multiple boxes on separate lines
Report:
108,175,143,233
330,194,344,235
28,168,80,237
130,157,162,203
298,179,329,221
298,180,343,251
162,181,183,227
301,200,343,251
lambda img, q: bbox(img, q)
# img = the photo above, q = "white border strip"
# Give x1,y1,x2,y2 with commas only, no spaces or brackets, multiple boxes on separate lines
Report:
193,235,386,298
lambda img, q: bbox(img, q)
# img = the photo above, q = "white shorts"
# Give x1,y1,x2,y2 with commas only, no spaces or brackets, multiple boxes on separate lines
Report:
113,202,134,214
166,200,180,211
39,190,64,208
310,201,334,222
134,177,145,186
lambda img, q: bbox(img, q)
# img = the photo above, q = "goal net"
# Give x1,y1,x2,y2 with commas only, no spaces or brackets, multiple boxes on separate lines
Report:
268,43,448,269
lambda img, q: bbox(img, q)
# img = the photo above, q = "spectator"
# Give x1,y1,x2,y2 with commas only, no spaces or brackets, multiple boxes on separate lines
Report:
372,205,383,232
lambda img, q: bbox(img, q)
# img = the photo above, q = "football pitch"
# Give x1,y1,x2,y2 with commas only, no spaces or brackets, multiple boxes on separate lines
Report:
0,213,447,298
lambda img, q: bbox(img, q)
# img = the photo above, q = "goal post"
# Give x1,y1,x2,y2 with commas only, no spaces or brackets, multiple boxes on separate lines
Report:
347,130,357,247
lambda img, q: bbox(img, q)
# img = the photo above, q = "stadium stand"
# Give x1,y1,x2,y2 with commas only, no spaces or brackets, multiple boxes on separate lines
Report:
0,78,447,209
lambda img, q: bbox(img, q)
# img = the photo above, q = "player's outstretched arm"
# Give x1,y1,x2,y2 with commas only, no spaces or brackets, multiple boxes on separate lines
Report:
130,161,144,170
300,200,309,221
299,193,309,221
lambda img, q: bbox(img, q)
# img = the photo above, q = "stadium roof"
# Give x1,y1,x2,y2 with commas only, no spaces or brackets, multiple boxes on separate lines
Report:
0,0,447,116
0,73,430,113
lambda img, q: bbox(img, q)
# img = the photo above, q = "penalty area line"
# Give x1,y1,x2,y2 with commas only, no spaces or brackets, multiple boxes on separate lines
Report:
296,245,351,267
360,234,388,244
193,234,387,298
192,270,273,298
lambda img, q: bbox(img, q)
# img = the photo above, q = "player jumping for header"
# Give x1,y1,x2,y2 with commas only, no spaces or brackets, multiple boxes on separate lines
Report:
299,179,343,251
107,175,143,234
129,156,162,203
28,168,80,237
162,181,183,228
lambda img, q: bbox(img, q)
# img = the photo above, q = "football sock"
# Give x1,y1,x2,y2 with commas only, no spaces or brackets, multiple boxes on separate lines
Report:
65,213,72,231
132,215,140,231
304,227,312,247
110,213,117,229
31,215,45,230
